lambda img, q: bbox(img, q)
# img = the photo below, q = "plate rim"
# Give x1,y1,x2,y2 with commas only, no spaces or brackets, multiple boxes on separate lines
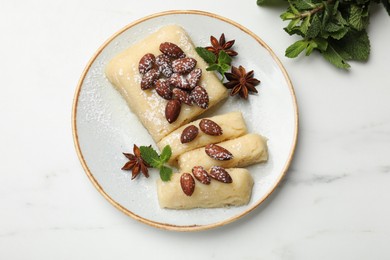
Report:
72,9,299,232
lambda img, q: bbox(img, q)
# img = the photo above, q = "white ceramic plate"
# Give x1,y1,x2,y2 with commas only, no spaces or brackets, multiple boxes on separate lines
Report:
72,10,298,231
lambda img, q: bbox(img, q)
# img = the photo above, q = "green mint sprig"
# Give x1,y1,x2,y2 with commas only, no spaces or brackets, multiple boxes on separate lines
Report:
195,47,232,81
257,0,390,69
140,145,173,181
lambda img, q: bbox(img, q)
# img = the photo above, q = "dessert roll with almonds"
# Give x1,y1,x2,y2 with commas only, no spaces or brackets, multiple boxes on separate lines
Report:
157,111,247,164
157,168,254,209
105,25,228,142
177,133,268,172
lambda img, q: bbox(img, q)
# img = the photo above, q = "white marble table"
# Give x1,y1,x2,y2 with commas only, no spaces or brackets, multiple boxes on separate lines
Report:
1,1,389,259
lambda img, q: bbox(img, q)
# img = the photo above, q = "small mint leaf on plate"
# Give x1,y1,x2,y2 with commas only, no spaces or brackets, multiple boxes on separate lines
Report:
140,146,160,168
159,145,172,164
218,50,232,65
195,47,216,64
159,166,172,182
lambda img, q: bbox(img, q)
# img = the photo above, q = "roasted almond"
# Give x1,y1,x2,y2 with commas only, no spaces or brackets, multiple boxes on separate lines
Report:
155,54,173,78
180,173,195,196
169,73,190,90
199,119,223,136
165,99,181,123
209,166,232,183
140,68,159,90
159,42,185,59
180,125,199,144
192,166,211,185
138,53,155,74
205,144,233,161
172,58,197,74
190,86,209,109
155,79,172,100
187,68,202,89
173,88,192,106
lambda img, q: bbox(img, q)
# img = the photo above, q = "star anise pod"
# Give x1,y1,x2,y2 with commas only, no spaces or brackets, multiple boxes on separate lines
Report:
122,144,149,180
205,33,238,58
224,66,260,100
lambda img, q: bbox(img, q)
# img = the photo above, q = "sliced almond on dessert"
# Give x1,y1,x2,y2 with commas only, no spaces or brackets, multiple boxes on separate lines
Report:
187,68,202,89
155,79,172,100
165,100,181,123
190,86,209,109
173,88,192,105
205,144,233,161
180,173,195,196
138,53,155,74
180,125,199,144
209,166,232,183
141,68,159,90
159,42,185,58
172,57,197,74
192,166,211,185
199,119,223,136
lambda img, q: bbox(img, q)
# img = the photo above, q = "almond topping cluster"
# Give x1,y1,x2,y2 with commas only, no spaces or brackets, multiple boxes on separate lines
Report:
138,42,210,124
180,165,232,196
179,119,234,196
180,118,223,144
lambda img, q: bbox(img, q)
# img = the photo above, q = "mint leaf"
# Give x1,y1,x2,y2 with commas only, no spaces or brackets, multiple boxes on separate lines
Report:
218,51,232,65
159,145,172,163
332,1,340,16
285,40,307,58
159,166,172,182
305,40,317,56
294,1,316,10
140,145,174,181
206,64,220,71
280,11,296,20
140,146,160,168
289,2,300,15
286,18,300,31
334,10,348,26
195,47,216,64
348,4,369,31
321,44,351,69
201,50,232,81
314,38,328,51
306,14,321,38
330,27,348,40
336,30,370,61
220,63,230,72
324,22,343,33
300,16,311,34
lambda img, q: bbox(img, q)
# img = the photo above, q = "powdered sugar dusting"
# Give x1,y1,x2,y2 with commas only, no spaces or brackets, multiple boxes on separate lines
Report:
178,31,191,52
